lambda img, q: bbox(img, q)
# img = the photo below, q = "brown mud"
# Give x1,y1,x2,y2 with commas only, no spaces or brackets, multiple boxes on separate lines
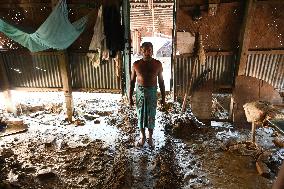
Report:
0,92,283,189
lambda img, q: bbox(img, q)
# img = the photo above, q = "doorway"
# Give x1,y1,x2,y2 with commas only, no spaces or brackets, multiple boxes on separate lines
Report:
129,0,174,91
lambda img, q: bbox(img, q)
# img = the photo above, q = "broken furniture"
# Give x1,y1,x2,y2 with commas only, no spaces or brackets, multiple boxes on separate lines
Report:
243,101,284,143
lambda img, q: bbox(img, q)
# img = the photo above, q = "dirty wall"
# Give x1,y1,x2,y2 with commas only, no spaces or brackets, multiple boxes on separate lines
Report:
176,1,284,51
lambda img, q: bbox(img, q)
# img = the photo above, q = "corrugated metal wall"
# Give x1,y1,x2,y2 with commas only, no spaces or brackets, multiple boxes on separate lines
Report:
0,51,121,91
69,52,121,90
174,53,236,97
1,51,62,88
1,50,283,94
245,51,284,92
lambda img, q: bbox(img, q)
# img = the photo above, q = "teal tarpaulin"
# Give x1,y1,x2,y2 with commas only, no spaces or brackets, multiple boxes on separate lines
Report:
0,0,88,52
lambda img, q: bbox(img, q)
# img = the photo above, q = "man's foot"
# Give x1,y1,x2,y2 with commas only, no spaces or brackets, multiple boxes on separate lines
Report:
136,137,146,147
147,138,154,149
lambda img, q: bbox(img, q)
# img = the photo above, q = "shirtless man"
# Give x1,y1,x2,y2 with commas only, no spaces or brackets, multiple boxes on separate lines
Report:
129,42,165,148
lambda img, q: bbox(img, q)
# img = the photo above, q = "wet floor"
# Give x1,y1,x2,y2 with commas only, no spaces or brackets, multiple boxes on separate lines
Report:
0,92,283,188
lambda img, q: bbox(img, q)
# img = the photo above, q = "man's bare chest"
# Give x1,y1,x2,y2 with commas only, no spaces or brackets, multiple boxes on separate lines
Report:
136,63,158,76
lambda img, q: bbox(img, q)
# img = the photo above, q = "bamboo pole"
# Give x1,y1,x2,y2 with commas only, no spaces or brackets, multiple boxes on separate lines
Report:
181,57,197,112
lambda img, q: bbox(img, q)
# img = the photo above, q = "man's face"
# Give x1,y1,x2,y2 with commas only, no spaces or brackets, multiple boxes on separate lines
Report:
142,46,153,60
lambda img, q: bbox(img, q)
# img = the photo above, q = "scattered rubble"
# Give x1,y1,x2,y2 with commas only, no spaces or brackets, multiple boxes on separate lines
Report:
0,92,282,188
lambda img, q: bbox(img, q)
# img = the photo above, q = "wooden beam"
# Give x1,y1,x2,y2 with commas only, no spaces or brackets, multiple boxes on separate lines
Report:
0,54,15,113
13,87,122,93
0,2,99,9
257,0,284,4
13,87,63,92
251,122,256,143
236,0,255,76
58,51,73,122
248,50,284,55
130,2,173,8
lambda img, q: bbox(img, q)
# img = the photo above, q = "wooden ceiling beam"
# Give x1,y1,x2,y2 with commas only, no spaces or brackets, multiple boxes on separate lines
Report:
0,2,99,9
131,23,172,25
130,2,173,8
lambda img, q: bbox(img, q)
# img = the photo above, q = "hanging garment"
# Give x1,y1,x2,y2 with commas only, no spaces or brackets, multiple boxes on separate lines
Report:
103,5,125,58
88,6,107,67
0,0,88,52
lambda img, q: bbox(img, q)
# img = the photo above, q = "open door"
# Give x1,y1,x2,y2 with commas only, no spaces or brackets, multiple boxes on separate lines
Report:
122,0,131,97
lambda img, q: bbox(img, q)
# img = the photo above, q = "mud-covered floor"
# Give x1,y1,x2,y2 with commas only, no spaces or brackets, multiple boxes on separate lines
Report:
0,92,283,189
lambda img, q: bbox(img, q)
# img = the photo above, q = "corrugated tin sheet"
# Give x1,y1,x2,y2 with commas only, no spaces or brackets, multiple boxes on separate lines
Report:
245,52,284,92
0,51,121,91
69,53,121,90
174,53,236,97
1,51,62,88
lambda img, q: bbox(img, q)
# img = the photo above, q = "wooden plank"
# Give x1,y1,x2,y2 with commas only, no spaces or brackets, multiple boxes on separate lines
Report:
13,87,122,93
13,87,63,92
256,161,270,178
257,0,284,4
248,50,284,55
0,2,99,9
175,51,234,58
0,128,28,137
236,0,256,76
251,122,256,143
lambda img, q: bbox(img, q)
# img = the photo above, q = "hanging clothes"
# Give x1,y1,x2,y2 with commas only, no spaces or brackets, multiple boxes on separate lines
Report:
103,4,125,58
0,0,88,52
88,6,109,67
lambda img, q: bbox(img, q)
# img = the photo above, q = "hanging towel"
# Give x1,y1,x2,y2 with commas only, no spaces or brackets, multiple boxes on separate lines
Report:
0,0,88,52
88,6,106,67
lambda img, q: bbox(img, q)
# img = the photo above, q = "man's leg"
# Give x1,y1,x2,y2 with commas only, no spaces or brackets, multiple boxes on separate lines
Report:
148,128,154,147
138,128,146,146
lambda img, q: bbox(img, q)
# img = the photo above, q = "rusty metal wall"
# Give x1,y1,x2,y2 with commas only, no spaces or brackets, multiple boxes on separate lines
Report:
174,53,236,97
245,52,284,92
0,51,121,91
0,51,62,88
69,53,121,90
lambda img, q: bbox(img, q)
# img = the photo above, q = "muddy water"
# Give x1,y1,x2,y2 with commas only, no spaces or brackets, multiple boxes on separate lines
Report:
0,92,282,188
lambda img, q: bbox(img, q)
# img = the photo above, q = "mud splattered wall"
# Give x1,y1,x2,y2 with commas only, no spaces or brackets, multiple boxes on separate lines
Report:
176,1,284,51
177,2,244,51
250,2,284,49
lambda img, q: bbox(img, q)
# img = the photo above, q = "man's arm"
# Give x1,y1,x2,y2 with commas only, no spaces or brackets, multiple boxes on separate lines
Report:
158,65,165,105
129,65,136,106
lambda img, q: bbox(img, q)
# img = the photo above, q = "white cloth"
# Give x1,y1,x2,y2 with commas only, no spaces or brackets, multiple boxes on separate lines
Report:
88,6,108,67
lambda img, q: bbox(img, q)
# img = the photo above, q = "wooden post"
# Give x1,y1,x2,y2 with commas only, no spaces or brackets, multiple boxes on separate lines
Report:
228,96,234,120
58,51,73,122
0,55,15,113
236,0,255,76
251,122,256,143
51,0,73,122
115,51,122,80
